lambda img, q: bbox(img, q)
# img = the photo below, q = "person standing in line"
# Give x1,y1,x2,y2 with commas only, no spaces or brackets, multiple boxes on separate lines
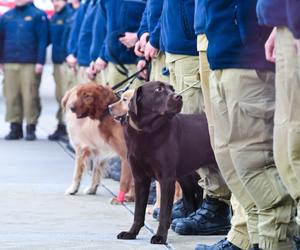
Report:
0,0,48,141
48,0,73,141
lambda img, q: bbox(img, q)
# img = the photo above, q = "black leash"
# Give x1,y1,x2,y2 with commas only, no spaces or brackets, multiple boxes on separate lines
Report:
111,60,151,92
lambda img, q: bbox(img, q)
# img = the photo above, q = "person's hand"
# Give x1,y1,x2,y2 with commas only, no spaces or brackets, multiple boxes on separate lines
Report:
140,33,149,49
137,60,148,80
134,40,144,57
119,32,138,49
35,64,44,74
134,32,149,57
144,41,158,61
94,57,107,72
293,38,300,54
86,62,96,80
66,54,77,68
265,27,276,63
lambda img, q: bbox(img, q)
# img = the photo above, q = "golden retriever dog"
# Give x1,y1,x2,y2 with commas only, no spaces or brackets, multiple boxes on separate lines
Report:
108,89,182,212
62,83,134,204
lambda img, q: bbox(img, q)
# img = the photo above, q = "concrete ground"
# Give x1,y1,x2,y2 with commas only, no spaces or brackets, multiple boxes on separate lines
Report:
0,65,224,250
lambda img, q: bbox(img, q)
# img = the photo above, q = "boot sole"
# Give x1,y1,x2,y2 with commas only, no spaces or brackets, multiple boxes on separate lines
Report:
174,225,231,236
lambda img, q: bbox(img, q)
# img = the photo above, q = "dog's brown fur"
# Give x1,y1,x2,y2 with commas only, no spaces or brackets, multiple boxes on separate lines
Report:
62,83,134,204
109,89,182,212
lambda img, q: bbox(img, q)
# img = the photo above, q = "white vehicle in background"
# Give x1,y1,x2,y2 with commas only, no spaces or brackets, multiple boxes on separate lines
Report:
0,0,54,17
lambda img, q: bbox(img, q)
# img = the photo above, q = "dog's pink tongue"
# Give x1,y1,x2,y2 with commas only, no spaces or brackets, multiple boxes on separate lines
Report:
117,191,125,202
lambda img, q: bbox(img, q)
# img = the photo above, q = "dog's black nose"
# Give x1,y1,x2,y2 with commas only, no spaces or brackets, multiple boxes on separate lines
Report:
173,94,182,101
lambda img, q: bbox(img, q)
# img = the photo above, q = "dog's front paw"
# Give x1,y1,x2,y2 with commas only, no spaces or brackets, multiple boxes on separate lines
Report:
117,231,136,240
110,197,123,205
65,185,79,195
150,234,166,244
83,186,97,195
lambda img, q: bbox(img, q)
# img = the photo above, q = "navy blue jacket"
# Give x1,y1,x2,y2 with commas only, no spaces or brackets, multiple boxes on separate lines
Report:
0,3,48,64
50,5,73,64
159,0,197,56
77,0,98,66
67,0,90,56
204,0,274,70
137,0,163,49
256,0,300,39
287,0,300,38
90,1,106,61
194,0,206,35
256,0,287,27
99,0,146,64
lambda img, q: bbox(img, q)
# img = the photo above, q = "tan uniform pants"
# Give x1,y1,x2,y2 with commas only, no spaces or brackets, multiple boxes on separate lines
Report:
150,52,169,82
65,65,78,90
107,62,142,90
95,67,108,86
53,64,68,124
77,66,89,85
166,53,204,114
274,27,300,226
197,35,250,250
210,68,296,250
3,63,41,125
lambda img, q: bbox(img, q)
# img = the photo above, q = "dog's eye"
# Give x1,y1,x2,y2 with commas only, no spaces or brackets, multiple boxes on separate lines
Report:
155,86,163,92
123,97,128,102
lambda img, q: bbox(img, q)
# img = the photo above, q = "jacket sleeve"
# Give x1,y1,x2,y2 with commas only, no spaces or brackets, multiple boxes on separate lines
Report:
34,13,48,65
90,3,107,61
287,0,300,39
61,10,73,61
0,16,4,63
137,6,149,39
149,17,160,49
98,0,108,61
67,4,86,56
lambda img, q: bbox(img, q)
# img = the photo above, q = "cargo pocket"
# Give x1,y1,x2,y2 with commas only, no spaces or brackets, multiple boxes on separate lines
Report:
182,74,203,113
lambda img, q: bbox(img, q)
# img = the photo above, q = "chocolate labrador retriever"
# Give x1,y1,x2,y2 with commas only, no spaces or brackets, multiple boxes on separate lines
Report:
115,81,219,244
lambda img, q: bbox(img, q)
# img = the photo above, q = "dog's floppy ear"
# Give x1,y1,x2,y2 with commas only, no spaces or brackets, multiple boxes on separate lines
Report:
61,88,73,111
129,86,142,116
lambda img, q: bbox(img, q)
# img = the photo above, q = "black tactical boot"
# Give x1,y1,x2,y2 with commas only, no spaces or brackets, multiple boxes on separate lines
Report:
4,123,23,140
195,238,242,250
173,196,231,235
48,124,67,141
25,124,36,141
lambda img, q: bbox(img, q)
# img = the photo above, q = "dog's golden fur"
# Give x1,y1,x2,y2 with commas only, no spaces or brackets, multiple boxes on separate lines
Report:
62,83,134,204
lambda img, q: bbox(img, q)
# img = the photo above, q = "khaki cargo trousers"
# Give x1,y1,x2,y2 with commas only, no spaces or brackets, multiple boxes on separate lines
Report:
3,63,41,125
149,52,169,83
210,66,297,249
274,27,300,227
107,62,142,90
197,35,250,250
53,64,70,124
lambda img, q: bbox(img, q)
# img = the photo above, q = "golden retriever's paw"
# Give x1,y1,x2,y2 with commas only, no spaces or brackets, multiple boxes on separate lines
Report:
83,187,97,195
124,195,135,203
117,231,136,240
150,234,166,244
110,197,123,205
65,185,79,195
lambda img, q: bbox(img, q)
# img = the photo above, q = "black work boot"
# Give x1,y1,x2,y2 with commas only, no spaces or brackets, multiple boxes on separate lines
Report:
25,124,36,141
195,238,242,250
173,196,231,235
4,123,23,140
48,124,67,141
249,244,262,250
